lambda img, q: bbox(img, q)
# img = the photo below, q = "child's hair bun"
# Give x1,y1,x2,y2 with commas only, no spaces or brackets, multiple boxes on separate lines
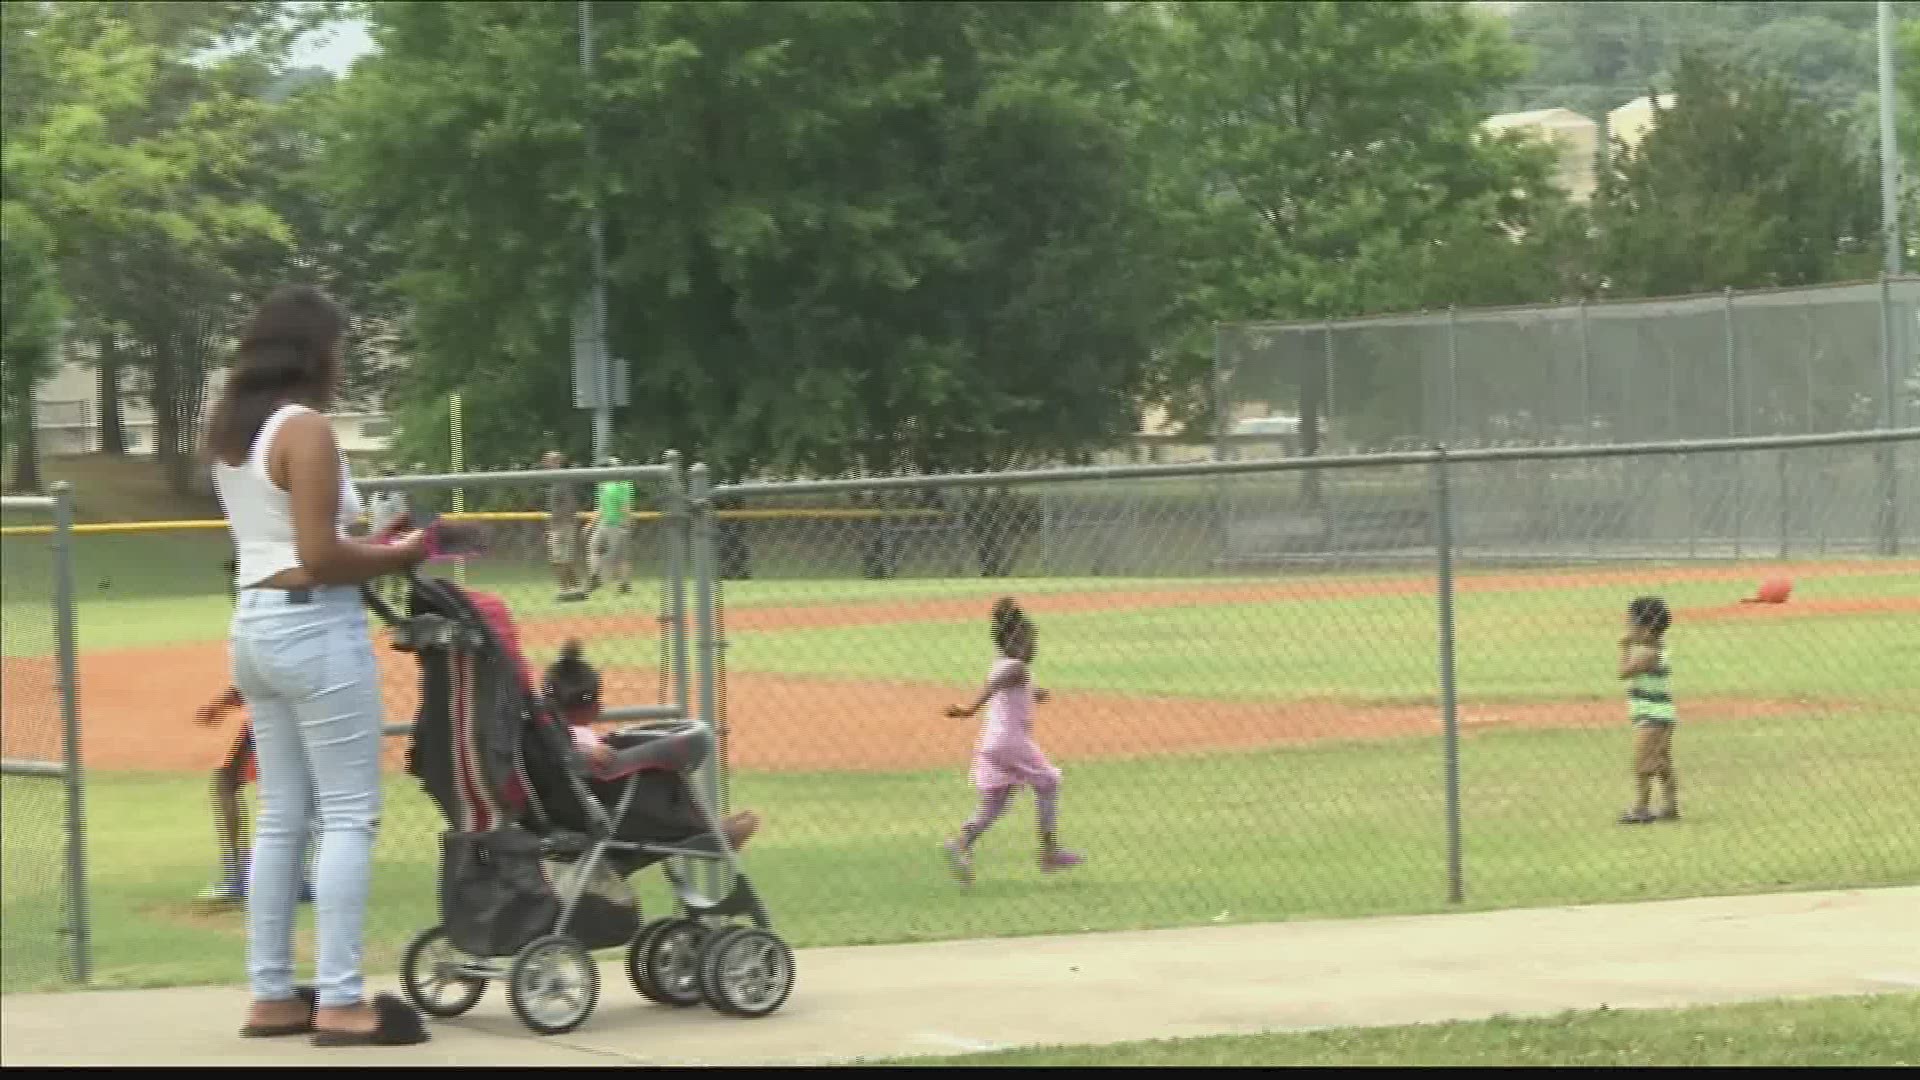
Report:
992,597,1025,629
559,638,584,664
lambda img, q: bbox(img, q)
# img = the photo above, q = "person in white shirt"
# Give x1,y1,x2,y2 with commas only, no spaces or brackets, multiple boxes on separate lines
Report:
204,284,430,1048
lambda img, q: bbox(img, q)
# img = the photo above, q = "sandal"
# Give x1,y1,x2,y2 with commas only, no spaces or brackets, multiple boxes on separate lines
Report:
239,985,317,1038
311,993,430,1048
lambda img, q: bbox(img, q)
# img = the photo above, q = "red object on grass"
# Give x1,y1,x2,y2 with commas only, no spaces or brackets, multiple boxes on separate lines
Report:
1743,577,1793,605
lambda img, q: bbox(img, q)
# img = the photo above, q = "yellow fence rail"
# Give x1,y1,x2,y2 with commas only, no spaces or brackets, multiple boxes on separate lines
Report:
0,507,950,537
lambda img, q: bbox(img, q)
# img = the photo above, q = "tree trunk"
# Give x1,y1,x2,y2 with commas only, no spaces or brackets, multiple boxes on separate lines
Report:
149,314,219,497
150,342,190,495
8,394,42,494
97,333,127,456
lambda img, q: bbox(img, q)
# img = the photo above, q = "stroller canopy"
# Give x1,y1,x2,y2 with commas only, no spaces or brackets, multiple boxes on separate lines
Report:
381,576,543,833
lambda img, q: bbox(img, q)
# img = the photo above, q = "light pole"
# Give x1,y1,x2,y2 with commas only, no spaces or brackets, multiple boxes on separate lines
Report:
1880,1,1904,276
579,0,612,463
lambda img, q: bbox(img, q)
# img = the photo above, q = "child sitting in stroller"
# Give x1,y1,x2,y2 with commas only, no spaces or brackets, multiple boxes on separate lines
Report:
542,639,761,867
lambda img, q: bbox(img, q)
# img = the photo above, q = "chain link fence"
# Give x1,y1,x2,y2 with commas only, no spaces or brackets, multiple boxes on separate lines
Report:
0,486,89,991
10,433,1915,990
1217,279,1919,566
1218,278,1918,454
696,429,1917,947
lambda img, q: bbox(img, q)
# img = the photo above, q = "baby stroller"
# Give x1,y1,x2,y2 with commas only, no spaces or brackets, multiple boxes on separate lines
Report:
366,569,794,1035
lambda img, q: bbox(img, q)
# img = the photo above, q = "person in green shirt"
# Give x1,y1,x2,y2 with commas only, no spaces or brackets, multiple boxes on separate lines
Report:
586,456,638,595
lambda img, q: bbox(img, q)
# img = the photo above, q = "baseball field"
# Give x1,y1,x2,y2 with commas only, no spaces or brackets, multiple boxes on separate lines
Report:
3,522,1917,996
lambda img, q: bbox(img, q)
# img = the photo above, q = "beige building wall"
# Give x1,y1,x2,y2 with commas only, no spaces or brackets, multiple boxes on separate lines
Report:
1607,93,1677,155
1481,107,1601,203
31,347,391,458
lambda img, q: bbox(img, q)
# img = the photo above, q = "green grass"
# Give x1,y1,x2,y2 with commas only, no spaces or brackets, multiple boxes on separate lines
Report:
720,569,1920,705
7,713,1918,994
1,525,1261,655
879,994,1920,1066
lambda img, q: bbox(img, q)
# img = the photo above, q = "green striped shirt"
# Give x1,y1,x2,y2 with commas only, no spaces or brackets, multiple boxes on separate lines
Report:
1628,646,1675,725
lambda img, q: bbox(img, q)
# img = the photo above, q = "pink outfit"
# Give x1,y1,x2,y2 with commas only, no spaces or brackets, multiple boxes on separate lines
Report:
969,657,1062,792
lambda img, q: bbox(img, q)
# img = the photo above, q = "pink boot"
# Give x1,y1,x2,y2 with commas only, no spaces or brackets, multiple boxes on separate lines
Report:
1038,848,1084,874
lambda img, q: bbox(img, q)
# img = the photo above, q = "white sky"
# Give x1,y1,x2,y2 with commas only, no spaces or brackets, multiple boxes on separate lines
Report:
289,17,373,74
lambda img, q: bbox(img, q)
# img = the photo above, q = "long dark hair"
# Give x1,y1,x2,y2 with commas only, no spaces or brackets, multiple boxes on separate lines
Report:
202,285,347,466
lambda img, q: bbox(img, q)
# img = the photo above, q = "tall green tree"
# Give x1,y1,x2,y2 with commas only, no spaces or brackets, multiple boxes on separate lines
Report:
329,1,1183,481
0,202,68,492
1146,1,1571,472
5,2,310,493
1502,2,1910,124
1592,51,1879,298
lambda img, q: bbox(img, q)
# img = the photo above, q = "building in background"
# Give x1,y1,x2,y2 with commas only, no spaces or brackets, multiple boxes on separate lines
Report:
1480,106,1601,203
31,346,392,460
1606,93,1677,156
1477,93,1676,205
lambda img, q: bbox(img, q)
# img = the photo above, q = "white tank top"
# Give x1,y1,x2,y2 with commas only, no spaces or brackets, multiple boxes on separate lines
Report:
213,403,363,588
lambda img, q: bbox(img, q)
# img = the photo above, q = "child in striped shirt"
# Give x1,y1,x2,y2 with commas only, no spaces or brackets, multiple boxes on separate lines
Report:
1617,596,1679,825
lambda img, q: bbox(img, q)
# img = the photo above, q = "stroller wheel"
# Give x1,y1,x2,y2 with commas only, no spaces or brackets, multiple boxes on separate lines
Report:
694,926,748,1008
698,928,795,1019
626,920,672,1003
402,926,488,1019
641,918,709,1008
507,935,600,1036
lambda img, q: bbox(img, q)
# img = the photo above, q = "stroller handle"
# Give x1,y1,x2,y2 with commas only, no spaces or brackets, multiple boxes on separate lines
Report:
360,565,429,630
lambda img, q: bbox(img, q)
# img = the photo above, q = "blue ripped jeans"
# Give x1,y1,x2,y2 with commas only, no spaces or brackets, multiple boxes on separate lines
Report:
230,585,384,1009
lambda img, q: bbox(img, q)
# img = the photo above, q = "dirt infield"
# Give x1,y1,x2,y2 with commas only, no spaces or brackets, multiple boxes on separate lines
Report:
1,559,1909,775
0,643,1842,776
504,559,1920,643
689,672,1827,773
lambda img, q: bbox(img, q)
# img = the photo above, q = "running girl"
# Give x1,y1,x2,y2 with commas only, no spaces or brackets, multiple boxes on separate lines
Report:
941,598,1083,885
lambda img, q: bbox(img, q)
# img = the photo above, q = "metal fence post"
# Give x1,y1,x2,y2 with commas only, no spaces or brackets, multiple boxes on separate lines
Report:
449,392,466,585
1725,287,1744,557
1445,307,1460,446
688,463,727,899
662,451,691,715
1577,299,1593,438
1211,323,1229,562
1777,449,1791,560
1578,300,1600,558
51,482,90,983
1432,449,1465,905
1879,275,1901,556
1686,451,1699,560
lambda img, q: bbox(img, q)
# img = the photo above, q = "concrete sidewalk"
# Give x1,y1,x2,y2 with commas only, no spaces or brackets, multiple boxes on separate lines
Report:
4,887,1916,1066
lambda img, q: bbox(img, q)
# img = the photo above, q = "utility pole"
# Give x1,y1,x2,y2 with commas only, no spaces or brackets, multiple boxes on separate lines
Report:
1881,1,1904,276
579,0,612,463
